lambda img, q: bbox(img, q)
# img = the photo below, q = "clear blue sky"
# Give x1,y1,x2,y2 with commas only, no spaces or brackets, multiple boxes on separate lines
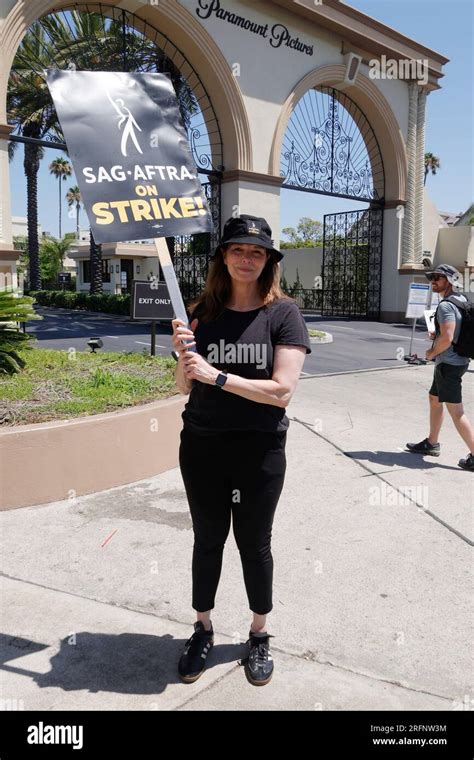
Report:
9,0,473,240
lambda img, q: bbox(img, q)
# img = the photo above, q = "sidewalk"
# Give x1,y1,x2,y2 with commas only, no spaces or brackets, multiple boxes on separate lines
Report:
1,364,472,710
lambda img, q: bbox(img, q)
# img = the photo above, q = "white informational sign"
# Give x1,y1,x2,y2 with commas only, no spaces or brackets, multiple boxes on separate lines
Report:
424,308,436,333
422,289,442,334
405,282,430,319
423,290,441,333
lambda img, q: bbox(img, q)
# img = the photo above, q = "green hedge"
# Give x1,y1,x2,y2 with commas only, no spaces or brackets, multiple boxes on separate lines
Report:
30,290,131,316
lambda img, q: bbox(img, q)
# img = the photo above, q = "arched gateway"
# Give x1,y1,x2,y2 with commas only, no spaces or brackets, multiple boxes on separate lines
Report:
0,0,448,322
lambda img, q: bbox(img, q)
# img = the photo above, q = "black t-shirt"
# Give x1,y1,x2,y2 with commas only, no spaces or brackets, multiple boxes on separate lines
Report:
181,298,312,435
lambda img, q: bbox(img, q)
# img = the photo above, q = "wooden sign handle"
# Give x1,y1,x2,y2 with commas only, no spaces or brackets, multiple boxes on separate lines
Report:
153,237,196,355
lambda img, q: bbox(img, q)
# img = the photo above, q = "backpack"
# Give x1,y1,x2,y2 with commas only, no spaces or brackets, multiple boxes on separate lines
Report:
433,294,474,359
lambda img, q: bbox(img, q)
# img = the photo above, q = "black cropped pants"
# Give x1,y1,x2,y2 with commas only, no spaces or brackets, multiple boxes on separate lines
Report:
179,426,287,615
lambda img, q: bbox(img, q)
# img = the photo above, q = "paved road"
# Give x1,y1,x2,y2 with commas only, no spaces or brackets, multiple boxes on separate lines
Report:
26,306,435,375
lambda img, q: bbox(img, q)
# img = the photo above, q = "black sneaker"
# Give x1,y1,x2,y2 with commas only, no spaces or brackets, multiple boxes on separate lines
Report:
458,453,474,471
241,630,275,686
405,437,441,456
178,621,214,683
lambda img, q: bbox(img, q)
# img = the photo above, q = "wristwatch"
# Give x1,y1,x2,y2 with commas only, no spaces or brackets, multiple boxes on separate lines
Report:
214,370,228,388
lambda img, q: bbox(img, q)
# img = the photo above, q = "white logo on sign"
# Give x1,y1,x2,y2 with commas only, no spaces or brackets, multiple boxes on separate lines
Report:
106,90,143,157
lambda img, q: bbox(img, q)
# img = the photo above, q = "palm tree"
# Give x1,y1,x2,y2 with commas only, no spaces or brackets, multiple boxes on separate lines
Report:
8,23,62,291
49,157,72,238
66,185,82,239
22,123,44,291
424,153,440,186
40,236,72,286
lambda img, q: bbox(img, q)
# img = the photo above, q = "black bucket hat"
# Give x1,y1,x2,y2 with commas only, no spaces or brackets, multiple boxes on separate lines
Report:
210,214,283,262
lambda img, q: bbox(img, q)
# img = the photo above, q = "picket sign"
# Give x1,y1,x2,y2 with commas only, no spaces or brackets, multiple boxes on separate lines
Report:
45,70,211,357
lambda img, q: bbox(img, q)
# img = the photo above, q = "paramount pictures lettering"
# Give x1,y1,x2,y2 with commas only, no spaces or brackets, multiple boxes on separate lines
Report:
196,0,314,56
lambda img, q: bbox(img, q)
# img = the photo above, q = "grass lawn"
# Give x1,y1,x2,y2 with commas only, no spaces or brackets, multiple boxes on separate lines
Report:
0,348,179,426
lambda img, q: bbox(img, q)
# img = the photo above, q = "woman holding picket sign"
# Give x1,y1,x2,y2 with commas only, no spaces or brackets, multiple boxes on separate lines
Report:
171,214,311,686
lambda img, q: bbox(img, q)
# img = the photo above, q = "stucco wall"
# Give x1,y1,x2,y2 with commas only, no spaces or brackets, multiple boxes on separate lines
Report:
436,226,474,268
1,0,449,323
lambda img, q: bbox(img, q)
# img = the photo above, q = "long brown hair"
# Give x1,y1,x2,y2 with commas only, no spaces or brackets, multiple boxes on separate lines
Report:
186,244,295,322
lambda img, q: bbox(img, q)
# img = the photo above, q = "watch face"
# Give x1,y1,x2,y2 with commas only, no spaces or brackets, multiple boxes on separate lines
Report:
216,372,227,387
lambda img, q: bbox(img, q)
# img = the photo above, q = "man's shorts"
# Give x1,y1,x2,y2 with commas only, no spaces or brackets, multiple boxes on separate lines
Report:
429,362,469,403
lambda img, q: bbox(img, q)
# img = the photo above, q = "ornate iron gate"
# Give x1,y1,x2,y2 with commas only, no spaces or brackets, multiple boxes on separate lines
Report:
281,87,385,203
170,176,221,301
280,86,385,317
322,207,383,318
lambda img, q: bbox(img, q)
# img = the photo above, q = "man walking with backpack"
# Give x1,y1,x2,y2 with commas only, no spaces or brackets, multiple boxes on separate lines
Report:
406,264,474,471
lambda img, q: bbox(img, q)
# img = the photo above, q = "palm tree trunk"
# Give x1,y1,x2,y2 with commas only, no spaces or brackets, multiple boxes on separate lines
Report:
89,228,103,294
23,128,41,291
58,176,62,238
76,201,80,239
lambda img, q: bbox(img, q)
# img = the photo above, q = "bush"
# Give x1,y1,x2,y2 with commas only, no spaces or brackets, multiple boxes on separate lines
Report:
0,289,41,375
29,290,131,316
53,291,76,308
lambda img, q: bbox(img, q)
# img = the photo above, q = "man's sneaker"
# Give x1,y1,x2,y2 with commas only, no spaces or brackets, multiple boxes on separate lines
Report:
241,630,275,686
405,437,441,456
458,453,474,471
178,621,214,683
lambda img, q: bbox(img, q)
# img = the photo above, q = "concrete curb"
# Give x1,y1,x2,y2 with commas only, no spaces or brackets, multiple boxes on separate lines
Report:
309,331,333,344
0,395,185,511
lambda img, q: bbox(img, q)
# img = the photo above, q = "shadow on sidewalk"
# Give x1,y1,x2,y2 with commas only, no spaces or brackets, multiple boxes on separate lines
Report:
0,632,245,695
345,450,462,472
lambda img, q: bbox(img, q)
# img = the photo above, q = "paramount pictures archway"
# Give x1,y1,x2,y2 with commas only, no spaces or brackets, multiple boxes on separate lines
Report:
3,1,446,322
280,85,385,319
7,2,224,297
